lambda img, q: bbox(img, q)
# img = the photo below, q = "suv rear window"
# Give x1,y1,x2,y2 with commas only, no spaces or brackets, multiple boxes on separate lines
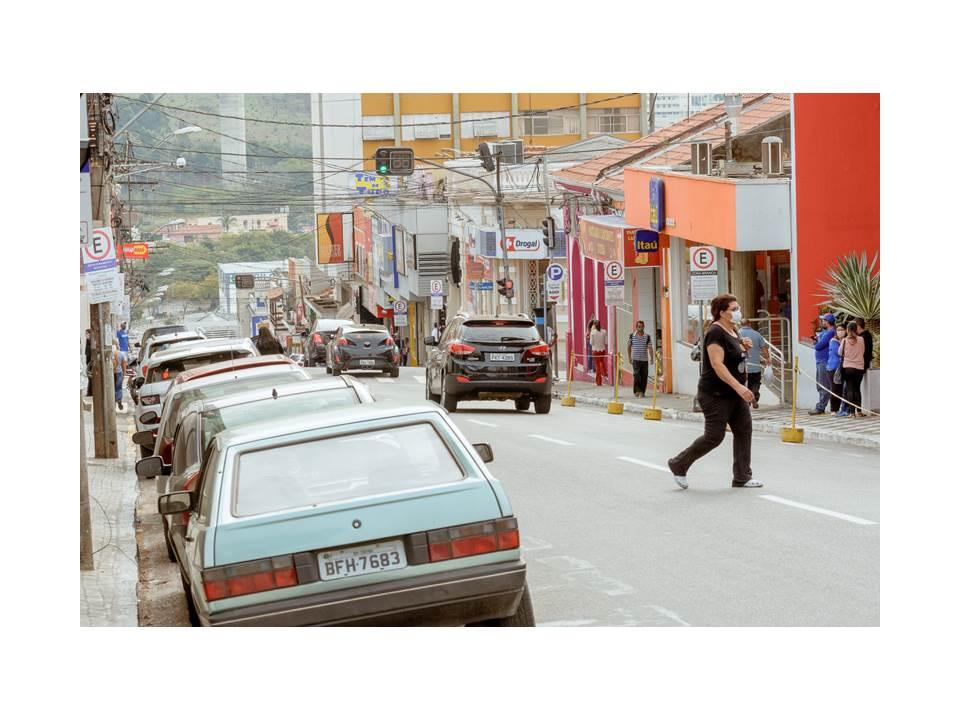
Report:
146,350,254,383
234,423,464,516
461,322,539,343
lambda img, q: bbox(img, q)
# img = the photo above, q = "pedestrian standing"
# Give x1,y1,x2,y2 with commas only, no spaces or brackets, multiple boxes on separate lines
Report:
837,321,866,418
431,323,441,343
111,339,126,411
809,313,837,415
828,323,846,414
585,319,596,373
116,321,130,364
546,324,559,380
667,293,762,489
85,329,93,397
254,325,284,355
739,319,769,409
856,318,874,369
628,320,654,397
589,321,608,386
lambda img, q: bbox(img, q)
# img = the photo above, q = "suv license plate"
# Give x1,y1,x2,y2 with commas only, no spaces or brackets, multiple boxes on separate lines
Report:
318,540,407,580
489,353,515,362
359,359,376,367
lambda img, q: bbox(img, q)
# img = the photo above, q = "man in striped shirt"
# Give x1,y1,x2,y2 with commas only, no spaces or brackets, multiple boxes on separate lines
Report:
629,320,655,397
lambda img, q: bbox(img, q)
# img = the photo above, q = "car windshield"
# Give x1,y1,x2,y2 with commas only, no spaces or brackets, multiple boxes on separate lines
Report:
234,422,464,517
146,350,254,383
461,322,539,343
201,388,360,447
161,371,303,445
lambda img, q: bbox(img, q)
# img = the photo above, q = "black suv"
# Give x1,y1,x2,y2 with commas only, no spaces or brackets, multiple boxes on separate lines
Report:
424,314,552,414
305,318,356,367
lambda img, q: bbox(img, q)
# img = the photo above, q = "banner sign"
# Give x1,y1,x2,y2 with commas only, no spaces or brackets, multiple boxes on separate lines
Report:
353,172,390,196
624,229,661,267
649,177,665,232
120,243,149,260
316,212,345,264
579,217,624,264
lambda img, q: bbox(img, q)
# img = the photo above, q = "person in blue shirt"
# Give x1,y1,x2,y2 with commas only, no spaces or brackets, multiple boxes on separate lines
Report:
809,313,836,414
739,319,769,409
116,322,129,362
827,323,846,414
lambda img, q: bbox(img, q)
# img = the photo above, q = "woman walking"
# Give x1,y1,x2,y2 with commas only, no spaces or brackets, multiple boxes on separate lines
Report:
828,324,846,414
590,320,608,386
667,294,762,489
111,339,126,411
837,321,866,418
585,318,596,373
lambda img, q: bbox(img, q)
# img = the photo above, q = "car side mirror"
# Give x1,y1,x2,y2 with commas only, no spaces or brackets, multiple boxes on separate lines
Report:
132,430,156,450
424,336,437,346
139,410,159,425
133,377,146,389
136,456,168,479
473,443,494,464
158,491,193,516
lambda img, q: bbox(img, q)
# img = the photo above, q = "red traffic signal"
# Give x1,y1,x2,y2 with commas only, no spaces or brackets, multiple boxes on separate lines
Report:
496,278,514,298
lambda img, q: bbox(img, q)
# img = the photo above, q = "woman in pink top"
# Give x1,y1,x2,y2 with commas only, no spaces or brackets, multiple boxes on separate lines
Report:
837,321,866,418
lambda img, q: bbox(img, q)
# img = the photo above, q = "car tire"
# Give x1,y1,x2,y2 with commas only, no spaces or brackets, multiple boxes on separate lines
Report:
390,367,400,378
179,572,201,627
441,377,457,413
426,372,441,403
515,398,531,412
469,584,535,627
332,367,341,376
325,364,332,374
534,395,552,414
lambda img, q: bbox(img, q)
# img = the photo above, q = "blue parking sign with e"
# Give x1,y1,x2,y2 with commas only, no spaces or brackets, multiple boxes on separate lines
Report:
546,263,564,282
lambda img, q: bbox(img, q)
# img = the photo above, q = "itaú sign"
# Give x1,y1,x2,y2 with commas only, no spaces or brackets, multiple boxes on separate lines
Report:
496,229,547,259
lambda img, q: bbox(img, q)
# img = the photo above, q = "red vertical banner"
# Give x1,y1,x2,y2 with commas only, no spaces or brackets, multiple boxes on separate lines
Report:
316,213,344,264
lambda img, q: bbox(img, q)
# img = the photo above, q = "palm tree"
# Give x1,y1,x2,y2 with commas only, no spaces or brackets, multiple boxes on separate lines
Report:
219,211,236,233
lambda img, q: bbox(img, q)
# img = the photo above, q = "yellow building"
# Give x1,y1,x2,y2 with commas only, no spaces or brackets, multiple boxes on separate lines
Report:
359,93,646,171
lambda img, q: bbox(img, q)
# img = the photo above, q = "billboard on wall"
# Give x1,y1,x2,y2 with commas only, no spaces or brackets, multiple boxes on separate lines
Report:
315,213,345,264
624,229,661,267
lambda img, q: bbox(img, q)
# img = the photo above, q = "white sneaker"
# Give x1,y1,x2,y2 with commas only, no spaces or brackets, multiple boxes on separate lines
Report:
732,478,763,488
673,475,688,490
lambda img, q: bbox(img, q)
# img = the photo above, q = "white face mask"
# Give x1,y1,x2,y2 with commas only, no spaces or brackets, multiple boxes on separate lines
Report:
730,310,743,324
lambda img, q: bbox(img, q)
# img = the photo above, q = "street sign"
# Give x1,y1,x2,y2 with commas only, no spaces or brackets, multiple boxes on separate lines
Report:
604,261,625,305
546,280,562,302
235,274,255,289
604,261,624,283
393,299,407,313
546,263,565,282
430,279,443,310
82,228,118,275
689,246,719,302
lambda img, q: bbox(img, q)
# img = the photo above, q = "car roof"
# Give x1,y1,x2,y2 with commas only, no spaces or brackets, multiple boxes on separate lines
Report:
215,402,445,448
147,338,255,363
457,313,533,324
147,331,205,346
313,318,356,330
190,376,363,413
173,355,297,385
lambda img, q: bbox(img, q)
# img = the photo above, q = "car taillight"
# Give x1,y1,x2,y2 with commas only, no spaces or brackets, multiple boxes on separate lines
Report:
448,342,477,356
427,517,519,562
202,556,298,602
523,342,550,361
311,333,322,344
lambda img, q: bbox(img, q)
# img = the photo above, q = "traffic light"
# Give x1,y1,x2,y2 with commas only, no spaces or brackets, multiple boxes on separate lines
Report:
478,142,496,172
374,147,415,176
496,278,514,298
541,217,556,249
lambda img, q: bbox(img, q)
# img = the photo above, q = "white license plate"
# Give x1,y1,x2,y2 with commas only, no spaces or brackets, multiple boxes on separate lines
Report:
489,353,515,362
318,540,407,580
359,359,376,367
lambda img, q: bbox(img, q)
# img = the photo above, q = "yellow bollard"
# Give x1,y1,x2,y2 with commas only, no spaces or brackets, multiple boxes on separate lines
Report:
644,350,662,421
608,352,624,415
561,346,576,407
781,354,805,443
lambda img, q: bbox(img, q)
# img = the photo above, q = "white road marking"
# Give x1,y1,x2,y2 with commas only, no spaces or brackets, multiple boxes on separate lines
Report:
520,535,554,552
616,456,671,473
759,494,878,526
466,419,499,428
645,605,691,627
413,376,426,384
539,619,597,627
844,452,866,459
529,434,573,446
375,378,395,383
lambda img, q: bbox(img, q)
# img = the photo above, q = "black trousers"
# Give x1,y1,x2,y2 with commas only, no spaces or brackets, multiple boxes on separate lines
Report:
670,391,753,482
830,372,844,412
746,371,762,403
632,360,649,395
843,367,865,412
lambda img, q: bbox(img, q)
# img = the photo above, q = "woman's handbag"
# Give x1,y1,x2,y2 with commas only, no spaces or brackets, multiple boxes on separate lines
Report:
833,366,844,384
690,339,701,362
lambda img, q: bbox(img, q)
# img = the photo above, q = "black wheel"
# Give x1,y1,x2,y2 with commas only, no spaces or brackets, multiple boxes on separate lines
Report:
468,584,535,627
179,571,201,627
426,371,441,403
515,398,531,412
441,376,457,413
390,367,400,378
305,355,313,368
534,395,552,414
332,367,341,376
325,363,332,374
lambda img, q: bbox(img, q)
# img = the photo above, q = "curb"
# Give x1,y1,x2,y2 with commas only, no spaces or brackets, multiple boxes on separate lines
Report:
551,390,879,449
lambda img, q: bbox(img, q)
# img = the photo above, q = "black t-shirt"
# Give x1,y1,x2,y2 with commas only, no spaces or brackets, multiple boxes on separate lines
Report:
698,323,747,398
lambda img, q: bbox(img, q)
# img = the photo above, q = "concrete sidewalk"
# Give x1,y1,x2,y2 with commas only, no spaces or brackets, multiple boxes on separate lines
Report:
80,404,139,626
552,379,880,449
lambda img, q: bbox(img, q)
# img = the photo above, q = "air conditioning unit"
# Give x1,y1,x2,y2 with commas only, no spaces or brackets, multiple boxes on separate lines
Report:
691,141,712,175
761,136,784,176
490,140,524,165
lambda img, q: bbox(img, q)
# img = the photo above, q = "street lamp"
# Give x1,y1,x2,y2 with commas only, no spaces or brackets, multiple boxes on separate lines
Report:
152,125,203,151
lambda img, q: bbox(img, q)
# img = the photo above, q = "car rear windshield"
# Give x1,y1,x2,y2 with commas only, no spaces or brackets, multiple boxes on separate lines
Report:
201,388,359,447
146,350,254,383
233,422,464,517
161,371,303,444
461,322,539,343
149,337,201,356
315,320,354,332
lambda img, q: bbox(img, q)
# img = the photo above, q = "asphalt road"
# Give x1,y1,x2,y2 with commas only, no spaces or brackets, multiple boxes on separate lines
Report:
311,365,880,627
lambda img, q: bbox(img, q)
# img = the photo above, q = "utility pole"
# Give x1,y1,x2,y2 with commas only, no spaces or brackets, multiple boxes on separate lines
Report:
80,393,94,570
541,154,551,348
496,151,512,315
